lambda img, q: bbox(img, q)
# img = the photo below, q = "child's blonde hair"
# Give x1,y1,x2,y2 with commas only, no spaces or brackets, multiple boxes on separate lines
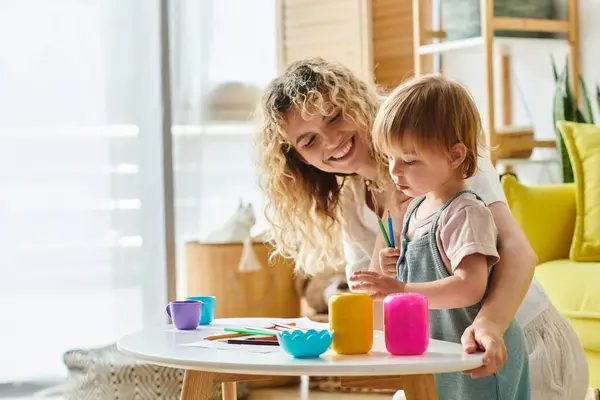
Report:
372,74,484,178
256,57,389,275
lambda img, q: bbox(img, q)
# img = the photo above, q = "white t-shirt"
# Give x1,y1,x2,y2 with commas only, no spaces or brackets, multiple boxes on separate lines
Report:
341,154,550,327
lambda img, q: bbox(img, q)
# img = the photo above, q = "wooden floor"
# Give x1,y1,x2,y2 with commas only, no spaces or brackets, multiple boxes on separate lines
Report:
248,382,599,400
250,386,390,399
245,377,390,399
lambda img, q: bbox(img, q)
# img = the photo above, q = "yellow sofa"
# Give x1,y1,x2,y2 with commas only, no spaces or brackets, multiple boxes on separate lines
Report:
502,175,600,388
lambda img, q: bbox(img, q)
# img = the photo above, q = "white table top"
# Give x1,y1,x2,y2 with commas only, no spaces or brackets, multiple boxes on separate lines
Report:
117,317,483,376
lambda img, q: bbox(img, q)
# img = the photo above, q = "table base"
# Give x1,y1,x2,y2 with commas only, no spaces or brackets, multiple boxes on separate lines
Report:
180,370,439,400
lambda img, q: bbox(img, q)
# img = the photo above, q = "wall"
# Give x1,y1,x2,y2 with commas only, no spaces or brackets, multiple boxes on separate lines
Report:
441,0,600,184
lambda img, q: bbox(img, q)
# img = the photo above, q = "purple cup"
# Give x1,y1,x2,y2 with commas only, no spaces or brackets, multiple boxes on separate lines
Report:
166,300,202,330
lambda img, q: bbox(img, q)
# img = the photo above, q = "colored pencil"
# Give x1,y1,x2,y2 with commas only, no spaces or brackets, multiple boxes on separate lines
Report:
226,339,280,346
387,210,395,248
244,326,282,334
246,336,278,341
377,217,392,247
270,321,303,332
224,327,277,336
204,332,249,341
207,323,295,341
270,322,296,327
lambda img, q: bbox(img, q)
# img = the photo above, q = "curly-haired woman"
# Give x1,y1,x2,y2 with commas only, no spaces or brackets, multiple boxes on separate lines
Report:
256,57,588,400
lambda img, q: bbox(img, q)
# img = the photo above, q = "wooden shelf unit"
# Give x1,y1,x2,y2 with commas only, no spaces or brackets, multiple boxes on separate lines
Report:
412,0,580,163
276,0,428,89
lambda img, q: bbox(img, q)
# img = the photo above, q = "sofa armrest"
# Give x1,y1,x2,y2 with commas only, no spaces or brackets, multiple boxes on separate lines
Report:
501,176,576,264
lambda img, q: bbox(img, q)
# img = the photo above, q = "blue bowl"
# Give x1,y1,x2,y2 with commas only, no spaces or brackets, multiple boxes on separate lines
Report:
277,329,334,359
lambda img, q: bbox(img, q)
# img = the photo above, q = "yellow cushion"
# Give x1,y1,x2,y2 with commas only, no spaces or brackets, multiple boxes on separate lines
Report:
584,350,600,389
557,121,600,262
501,175,576,264
535,259,600,351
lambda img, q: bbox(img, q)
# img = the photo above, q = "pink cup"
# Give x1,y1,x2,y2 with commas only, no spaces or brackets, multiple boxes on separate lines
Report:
383,293,429,355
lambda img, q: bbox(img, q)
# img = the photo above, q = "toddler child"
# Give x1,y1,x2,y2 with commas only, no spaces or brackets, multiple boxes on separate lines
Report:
350,75,530,400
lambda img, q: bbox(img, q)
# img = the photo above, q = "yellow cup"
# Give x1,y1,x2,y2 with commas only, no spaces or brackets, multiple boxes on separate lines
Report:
329,292,373,355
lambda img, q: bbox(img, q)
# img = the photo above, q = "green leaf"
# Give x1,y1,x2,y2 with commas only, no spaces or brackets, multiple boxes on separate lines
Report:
551,55,559,82
554,61,568,107
553,63,568,123
597,84,600,119
564,56,572,101
563,62,588,123
552,59,575,183
557,130,574,184
579,75,595,124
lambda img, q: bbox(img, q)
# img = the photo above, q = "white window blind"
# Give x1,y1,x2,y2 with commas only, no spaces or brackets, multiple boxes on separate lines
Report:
0,0,169,382
0,0,278,383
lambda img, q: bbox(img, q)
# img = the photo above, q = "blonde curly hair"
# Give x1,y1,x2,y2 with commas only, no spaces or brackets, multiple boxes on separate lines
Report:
256,57,389,276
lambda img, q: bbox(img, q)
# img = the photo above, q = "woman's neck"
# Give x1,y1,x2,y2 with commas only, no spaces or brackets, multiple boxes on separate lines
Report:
356,162,378,182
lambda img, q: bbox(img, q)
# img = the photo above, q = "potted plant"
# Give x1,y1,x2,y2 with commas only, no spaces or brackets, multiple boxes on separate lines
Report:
551,56,600,183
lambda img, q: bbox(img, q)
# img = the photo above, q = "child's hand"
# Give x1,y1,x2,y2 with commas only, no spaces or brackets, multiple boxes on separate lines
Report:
349,271,405,301
379,247,401,276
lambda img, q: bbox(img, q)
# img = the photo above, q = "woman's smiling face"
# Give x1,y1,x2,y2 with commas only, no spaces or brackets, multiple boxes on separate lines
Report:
283,106,373,176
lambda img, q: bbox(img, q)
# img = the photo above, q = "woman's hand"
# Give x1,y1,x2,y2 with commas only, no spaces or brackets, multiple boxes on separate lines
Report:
460,318,507,378
379,247,401,276
349,270,405,301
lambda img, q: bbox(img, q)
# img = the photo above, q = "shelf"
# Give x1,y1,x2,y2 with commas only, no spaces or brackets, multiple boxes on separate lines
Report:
417,36,568,56
496,126,534,136
412,0,579,166
490,125,556,159
496,157,558,165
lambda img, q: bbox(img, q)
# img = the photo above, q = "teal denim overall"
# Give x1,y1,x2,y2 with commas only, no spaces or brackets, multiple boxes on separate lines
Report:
396,190,530,400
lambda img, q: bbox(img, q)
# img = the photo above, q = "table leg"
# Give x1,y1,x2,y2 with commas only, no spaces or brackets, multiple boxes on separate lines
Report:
181,370,214,400
402,374,438,400
341,374,438,400
180,371,271,400
221,382,237,400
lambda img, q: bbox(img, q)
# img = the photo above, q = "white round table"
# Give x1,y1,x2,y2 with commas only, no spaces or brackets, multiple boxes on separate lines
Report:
117,317,483,400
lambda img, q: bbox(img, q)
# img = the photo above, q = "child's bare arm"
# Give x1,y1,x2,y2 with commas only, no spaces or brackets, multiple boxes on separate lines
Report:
404,253,488,309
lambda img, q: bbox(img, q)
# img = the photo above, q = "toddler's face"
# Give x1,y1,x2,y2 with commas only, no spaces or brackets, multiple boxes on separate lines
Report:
387,139,456,198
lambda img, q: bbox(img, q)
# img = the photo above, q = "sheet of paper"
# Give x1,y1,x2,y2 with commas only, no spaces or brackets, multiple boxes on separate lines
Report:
182,340,282,354
206,316,329,331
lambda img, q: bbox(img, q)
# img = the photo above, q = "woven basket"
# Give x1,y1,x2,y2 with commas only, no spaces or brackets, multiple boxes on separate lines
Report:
185,241,300,319
56,344,250,400
442,0,557,40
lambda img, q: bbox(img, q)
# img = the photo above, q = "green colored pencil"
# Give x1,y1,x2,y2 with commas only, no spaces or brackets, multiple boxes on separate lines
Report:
223,327,277,337
377,218,392,247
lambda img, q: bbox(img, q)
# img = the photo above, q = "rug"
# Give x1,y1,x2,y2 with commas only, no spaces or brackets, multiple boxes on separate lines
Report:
34,343,249,400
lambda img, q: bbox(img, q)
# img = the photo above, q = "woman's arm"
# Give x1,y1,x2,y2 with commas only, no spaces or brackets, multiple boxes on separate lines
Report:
368,232,387,273
461,201,537,378
476,202,537,332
